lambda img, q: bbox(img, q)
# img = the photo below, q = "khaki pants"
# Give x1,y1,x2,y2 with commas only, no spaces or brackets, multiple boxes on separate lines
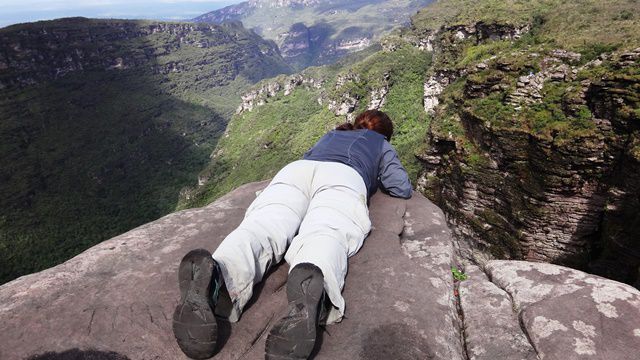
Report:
212,160,371,324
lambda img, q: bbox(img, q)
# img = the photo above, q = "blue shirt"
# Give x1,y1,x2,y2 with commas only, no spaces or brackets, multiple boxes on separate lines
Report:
303,129,412,199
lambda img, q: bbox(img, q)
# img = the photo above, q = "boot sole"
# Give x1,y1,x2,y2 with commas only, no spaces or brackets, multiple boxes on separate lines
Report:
172,249,218,359
265,264,324,360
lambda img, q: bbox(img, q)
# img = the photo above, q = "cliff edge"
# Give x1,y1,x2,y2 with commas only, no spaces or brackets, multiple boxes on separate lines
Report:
1,181,639,359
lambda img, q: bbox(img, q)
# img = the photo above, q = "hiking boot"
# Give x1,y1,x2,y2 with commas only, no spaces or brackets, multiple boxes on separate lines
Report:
265,263,325,360
172,249,222,359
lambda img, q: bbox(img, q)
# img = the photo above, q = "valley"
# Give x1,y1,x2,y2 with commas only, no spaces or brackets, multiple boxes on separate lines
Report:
0,18,291,283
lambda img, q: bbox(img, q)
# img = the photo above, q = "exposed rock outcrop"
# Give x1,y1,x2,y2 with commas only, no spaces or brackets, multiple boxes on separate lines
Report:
235,67,368,118
1,181,639,359
424,70,458,114
415,21,531,114
459,265,538,360
236,74,323,113
327,71,362,119
506,52,581,110
277,22,373,70
407,21,529,55
418,20,640,288
463,260,640,360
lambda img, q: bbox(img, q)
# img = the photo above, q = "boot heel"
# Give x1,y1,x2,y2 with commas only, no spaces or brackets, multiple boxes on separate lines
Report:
172,249,220,359
265,263,324,360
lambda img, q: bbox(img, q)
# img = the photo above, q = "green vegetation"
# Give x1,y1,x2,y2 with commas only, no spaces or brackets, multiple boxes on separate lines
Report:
524,83,595,137
458,40,512,68
421,0,639,145
451,266,468,281
412,0,640,51
186,90,328,206
0,18,291,284
186,43,432,207
0,70,216,282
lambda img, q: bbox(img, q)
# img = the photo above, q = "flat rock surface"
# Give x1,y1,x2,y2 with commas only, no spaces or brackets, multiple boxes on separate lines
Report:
485,260,640,360
0,182,462,360
2,181,640,360
459,265,536,360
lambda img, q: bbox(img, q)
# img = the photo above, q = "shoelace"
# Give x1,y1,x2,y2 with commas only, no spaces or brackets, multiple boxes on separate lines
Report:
210,262,222,306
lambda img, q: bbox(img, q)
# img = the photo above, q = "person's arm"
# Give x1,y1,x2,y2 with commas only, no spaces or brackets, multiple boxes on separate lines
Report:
378,141,412,198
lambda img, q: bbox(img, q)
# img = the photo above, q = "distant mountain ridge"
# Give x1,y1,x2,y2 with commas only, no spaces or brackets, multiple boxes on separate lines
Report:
196,0,332,21
248,0,326,7
0,17,288,91
194,0,433,70
0,17,291,284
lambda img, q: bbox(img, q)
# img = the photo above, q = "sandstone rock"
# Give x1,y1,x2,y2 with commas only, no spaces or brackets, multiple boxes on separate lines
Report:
236,74,323,114
0,182,462,360
368,72,391,110
328,72,361,117
2,181,639,359
328,95,358,116
476,22,530,42
420,33,437,52
368,86,388,110
549,50,582,64
619,48,640,66
335,37,371,52
420,45,640,287
486,260,640,360
459,266,537,360
424,72,455,114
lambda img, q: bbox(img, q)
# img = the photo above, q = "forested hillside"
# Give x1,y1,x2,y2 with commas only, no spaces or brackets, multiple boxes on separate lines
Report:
0,18,291,283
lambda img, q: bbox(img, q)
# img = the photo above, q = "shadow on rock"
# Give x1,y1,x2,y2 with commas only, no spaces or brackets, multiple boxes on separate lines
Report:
28,349,131,360
360,323,434,360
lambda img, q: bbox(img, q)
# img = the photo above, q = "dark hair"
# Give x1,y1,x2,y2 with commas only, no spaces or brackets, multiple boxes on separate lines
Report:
336,110,394,141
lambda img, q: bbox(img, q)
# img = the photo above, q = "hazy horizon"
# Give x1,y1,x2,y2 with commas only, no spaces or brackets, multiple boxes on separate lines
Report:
0,0,239,28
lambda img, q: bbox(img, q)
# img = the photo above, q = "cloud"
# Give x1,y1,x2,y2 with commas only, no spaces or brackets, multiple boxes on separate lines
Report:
3,0,232,11
1,0,237,27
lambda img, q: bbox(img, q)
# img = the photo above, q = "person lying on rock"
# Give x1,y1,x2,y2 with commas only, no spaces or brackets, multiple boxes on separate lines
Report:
172,110,412,359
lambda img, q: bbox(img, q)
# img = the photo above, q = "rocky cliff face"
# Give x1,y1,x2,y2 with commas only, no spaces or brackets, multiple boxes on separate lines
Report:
235,73,324,113
413,17,640,287
233,67,392,126
0,18,287,89
276,22,373,70
2,181,639,359
193,0,433,70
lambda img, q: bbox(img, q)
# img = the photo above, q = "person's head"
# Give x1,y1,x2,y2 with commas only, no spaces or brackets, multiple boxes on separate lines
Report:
335,110,394,141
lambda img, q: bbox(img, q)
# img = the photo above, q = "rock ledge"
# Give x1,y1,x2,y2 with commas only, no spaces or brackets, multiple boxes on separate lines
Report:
1,181,638,359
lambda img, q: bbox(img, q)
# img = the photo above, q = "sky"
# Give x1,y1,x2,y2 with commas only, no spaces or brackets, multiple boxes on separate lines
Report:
0,0,240,28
